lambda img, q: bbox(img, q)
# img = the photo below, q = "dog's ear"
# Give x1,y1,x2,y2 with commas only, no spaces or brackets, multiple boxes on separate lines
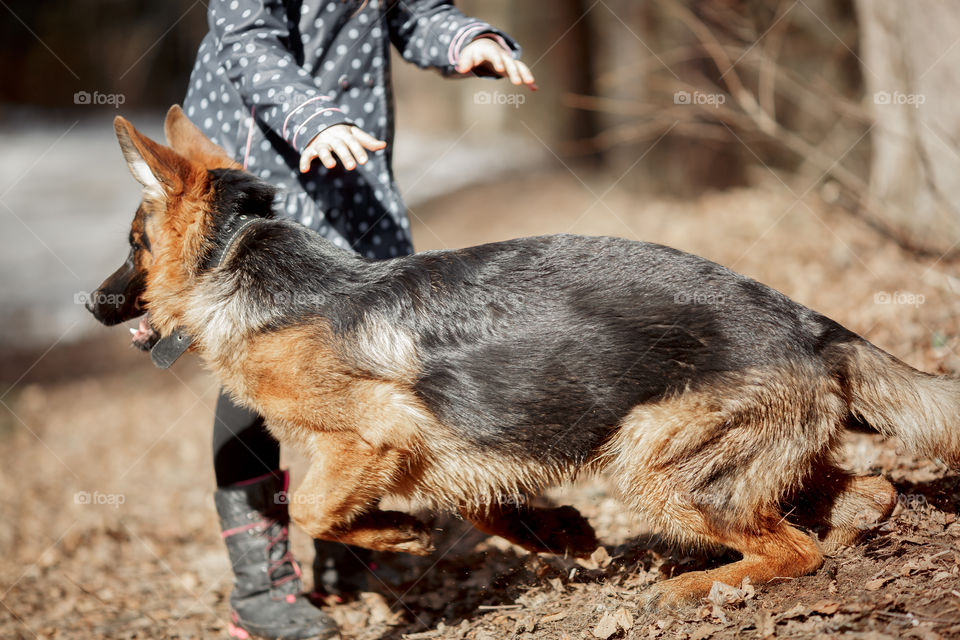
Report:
164,105,242,170
114,116,193,198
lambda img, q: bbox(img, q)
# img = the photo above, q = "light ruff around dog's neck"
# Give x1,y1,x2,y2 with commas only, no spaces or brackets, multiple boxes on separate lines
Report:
149,214,268,369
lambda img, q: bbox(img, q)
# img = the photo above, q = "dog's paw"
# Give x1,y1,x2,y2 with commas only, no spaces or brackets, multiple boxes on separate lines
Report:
347,510,436,556
386,519,436,556
539,505,600,557
639,583,692,613
639,584,666,613
639,574,709,612
513,504,599,558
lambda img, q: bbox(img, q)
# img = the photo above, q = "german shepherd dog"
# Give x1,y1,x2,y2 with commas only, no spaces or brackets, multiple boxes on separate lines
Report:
89,106,960,608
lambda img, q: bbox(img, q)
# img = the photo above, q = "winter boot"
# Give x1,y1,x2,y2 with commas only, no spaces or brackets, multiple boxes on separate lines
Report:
215,470,340,640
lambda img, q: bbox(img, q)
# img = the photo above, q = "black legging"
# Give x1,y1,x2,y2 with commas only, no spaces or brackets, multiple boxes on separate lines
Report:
213,390,280,487
213,389,373,592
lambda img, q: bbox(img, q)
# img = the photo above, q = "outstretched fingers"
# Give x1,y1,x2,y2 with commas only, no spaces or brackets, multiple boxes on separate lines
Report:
300,124,387,173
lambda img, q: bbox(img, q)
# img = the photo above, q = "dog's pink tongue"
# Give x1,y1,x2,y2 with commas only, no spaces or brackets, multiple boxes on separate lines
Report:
129,317,151,342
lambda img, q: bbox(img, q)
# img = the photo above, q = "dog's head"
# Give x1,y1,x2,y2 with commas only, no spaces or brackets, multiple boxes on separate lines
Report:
86,105,248,350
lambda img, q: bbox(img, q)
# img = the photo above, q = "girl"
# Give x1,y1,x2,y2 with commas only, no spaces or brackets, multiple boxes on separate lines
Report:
183,1,534,638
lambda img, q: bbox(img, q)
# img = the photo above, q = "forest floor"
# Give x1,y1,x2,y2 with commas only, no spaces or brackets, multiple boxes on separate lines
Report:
3,169,960,639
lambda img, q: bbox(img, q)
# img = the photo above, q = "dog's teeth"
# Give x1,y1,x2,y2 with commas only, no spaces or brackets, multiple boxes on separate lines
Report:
130,328,138,335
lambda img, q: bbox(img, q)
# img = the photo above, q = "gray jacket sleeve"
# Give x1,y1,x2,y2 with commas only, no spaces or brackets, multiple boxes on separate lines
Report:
385,0,521,75
208,0,353,154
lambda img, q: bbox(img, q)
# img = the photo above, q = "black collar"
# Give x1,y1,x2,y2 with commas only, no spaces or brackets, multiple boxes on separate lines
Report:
203,213,269,272
150,214,268,369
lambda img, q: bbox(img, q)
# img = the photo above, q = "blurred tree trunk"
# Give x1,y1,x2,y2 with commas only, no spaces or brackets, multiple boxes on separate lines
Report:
499,0,599,146
585,0,755,194
856,0,960,255
449,0,598,150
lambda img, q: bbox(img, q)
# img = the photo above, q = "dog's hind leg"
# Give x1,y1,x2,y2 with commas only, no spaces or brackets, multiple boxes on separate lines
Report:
288,431,435,556
461,502,599,558
601,365,845,609
819,474,896,547
639,510,823,609
788,465,896,550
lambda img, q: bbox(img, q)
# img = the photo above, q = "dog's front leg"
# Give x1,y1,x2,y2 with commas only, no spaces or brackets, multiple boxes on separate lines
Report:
288,431,434,556
462,502,598,558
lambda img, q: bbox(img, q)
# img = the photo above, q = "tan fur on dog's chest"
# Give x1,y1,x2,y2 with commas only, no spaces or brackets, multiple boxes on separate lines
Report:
211,323,429,454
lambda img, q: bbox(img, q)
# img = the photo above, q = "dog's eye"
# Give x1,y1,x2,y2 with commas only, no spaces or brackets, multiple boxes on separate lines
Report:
129,231,151,253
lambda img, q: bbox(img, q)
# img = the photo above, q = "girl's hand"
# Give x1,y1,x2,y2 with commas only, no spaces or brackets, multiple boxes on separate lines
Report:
300,124,386,173
457,38,537,90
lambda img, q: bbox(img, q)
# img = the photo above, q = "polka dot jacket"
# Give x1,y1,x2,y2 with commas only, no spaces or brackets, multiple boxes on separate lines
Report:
184,0,520,259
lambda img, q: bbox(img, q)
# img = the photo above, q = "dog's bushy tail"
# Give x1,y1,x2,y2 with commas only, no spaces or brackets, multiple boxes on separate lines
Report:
831,339,960,465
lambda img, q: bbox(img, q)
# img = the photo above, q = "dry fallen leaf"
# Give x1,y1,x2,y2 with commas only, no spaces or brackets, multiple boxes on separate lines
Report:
778,604,810,621
614,608,633,631
513,615,536,634
755,610,776,638
655,619,673,630
706,577,754,608
600,584,619,598
690,624,722,640
592,611,619,639
540,611,567,625
864,577,889,591
811,599,841,615
361,592,403,626
698,603,728,624
579,546,612,570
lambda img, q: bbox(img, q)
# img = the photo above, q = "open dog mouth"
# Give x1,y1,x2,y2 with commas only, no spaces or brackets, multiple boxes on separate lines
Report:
129,312,160,351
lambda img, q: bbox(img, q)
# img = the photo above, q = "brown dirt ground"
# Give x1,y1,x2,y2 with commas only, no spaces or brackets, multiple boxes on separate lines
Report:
4,169,960,639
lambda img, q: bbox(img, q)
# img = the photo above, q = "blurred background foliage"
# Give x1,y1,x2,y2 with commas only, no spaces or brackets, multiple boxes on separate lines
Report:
2,0,959,261
0,0,862,191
